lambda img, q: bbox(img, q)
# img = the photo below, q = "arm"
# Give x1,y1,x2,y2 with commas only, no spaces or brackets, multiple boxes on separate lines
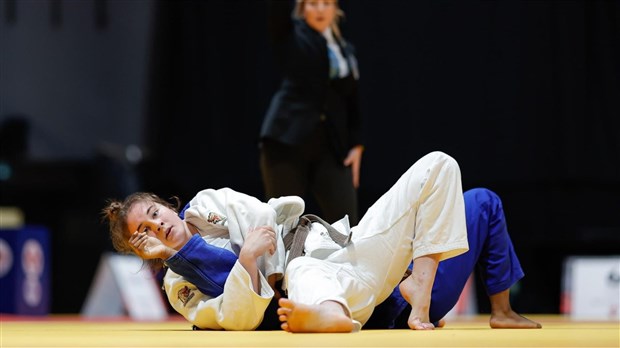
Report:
342,46,364,188
186,188,285,278
132,231,276,330
343,144,364,189
237,225,277,295
163,228,275,330
164,234,238,297
165,230,275,297
164,261,274,330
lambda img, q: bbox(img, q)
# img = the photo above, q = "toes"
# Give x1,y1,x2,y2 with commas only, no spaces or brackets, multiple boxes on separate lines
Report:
281,323,290,332
415,323,435,330
409,318,435,330
278,298,295,309
277,307,292,316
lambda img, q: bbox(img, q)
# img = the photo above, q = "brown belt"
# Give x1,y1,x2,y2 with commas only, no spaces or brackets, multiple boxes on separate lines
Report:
282,214,352,265
282,214,413,283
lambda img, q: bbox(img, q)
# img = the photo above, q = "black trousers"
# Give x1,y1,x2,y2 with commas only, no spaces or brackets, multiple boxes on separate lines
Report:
259,124,358,225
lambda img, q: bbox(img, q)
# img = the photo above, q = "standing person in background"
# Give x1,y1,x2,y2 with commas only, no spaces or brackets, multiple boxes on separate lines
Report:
259,0,363,225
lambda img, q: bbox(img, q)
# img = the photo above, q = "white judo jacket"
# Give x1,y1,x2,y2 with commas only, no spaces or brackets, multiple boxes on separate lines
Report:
162,152,468,331
163,188,300,330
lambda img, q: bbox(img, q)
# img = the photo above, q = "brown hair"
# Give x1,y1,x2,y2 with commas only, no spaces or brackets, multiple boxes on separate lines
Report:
293,0,345,40
101,192,180,270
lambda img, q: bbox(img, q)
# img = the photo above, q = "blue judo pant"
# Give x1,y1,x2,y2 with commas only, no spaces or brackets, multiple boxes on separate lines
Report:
364,187,525,329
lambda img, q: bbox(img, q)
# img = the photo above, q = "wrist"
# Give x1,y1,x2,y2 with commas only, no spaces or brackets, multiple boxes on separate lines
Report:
238,249,257,265
162,247,177,260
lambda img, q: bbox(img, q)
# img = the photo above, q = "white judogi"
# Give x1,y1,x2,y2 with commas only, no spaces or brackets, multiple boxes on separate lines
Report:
164,151,468,331
183,188,287,279
165,260,273,330
164,188,303,330
284,151,469,330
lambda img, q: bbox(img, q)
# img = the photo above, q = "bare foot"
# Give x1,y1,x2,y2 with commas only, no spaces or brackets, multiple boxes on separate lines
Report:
398,255,440,330
399,275,435,330
437,319,446,328
488,289,541,329
277,298,354,333
490,310,542,329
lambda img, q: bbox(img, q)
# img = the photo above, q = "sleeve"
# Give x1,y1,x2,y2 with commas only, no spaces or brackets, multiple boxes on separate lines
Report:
346,76,362,148
344,43,363,149
164,261,274,331
165,234,238,298
188,188,286,279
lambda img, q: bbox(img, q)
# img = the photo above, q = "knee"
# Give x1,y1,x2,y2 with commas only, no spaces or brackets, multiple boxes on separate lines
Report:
464,188,502,209
427,151,460,176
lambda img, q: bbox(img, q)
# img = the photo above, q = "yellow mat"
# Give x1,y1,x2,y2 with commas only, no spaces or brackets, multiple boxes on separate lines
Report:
2,315,618,347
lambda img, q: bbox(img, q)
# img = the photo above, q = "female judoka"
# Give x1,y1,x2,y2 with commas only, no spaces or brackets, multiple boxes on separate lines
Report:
102,151,540,332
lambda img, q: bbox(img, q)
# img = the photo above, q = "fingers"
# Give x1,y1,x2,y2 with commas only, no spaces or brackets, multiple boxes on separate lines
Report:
343,149,362,188
129,231,150,256
254,226,277,255
352,166,360,188
243,226,278,258
269,228,276,255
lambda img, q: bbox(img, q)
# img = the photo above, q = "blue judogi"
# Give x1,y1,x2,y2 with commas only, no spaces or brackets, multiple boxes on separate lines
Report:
364,187,524,328
167,188,524,329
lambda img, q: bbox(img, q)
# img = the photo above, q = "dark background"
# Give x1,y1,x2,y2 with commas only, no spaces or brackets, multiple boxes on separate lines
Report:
1,0,618,315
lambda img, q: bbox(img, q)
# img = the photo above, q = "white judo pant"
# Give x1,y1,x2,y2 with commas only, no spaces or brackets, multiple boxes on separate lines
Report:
284,151,469,329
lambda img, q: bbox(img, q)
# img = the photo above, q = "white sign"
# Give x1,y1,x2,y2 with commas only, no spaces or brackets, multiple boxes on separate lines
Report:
563,256,620,320
82,253,168,321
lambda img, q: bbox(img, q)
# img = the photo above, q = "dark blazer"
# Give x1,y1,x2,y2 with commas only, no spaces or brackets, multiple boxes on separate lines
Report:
260,1,362,161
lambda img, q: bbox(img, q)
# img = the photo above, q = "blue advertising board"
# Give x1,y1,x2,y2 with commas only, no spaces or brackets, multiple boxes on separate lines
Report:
0,225,50,315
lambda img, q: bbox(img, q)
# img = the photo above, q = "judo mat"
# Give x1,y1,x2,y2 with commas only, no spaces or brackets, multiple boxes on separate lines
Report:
2,314,619,347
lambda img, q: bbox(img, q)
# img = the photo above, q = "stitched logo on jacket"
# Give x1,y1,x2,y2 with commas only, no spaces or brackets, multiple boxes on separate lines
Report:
207,212,227,225
178,286,195,307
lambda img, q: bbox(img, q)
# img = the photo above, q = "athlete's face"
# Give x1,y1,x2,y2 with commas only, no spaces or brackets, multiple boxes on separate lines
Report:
303,0,337,33
126,200,192,251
